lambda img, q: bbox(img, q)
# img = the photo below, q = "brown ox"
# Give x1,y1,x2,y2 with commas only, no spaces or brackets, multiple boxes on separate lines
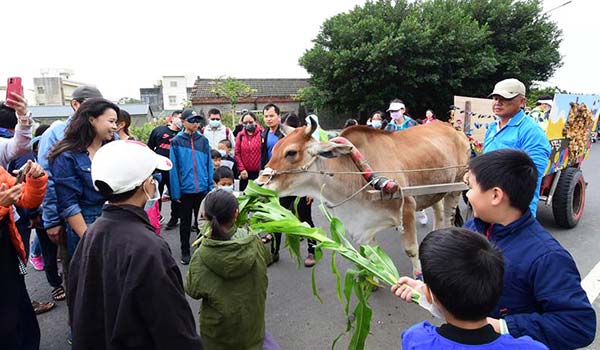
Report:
256,122,470,275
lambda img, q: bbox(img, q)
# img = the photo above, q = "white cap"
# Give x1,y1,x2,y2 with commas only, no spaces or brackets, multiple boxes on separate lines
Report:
92,140,172,195
488,78,526,99
387,102,406,112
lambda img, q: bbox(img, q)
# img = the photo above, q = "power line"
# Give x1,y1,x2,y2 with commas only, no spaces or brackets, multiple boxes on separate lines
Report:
543,0,573,15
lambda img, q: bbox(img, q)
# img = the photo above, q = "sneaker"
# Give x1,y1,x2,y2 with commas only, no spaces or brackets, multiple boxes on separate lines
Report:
268,253,280,266
417,210,428,225
30,255,44,271
181,253,191,265
159,215,166,225
304,253,316,267
191,225,199,233
165,219,179,229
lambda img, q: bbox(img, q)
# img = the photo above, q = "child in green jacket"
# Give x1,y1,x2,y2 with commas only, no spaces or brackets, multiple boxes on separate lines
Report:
185,189,274,350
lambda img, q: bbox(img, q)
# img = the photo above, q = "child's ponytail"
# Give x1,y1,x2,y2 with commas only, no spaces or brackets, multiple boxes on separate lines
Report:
204,189,239,240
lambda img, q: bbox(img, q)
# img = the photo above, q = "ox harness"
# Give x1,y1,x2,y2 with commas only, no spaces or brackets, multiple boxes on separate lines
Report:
259,136,400,196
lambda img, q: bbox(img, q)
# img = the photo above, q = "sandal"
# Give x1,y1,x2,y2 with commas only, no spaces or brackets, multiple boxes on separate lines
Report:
52,286,66,301
261,234,273,244
32,300,55,315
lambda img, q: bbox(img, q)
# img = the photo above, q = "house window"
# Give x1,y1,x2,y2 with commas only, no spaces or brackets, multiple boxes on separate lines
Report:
170,81,178,88
169,96,177,105
37,86,45,94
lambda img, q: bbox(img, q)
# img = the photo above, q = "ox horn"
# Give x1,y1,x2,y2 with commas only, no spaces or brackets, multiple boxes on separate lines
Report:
280,123,295,136
305,114,318,137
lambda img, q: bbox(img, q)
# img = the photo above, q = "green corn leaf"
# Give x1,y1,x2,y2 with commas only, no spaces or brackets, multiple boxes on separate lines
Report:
343,269,358,316
244,180,278,197
285,234,302,266
349,280,373,350
331,252,343,304
311,263,323,304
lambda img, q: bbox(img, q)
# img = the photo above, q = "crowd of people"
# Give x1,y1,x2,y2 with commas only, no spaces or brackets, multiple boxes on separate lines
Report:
0,78,596,350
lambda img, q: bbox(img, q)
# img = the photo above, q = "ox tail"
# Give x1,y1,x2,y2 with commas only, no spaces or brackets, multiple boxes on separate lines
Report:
330,136,399,194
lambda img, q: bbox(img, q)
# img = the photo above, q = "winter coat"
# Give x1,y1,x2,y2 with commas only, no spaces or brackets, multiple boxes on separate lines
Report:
0,167,47,263
235,127,263,173
169,131,214,200
185,234,271,350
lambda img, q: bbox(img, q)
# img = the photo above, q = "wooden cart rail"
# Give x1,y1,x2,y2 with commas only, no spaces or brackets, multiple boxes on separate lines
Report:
367,182,469,201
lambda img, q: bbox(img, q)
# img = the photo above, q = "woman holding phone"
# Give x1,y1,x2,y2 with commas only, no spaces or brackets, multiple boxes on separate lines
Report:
48,98,119,257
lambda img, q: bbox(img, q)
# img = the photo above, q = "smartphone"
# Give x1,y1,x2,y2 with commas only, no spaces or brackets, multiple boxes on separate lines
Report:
15,162,30,184
6,77,23,101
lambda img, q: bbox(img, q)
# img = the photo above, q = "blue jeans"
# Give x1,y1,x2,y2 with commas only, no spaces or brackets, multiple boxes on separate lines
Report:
30,234,41,257
66,206,103,257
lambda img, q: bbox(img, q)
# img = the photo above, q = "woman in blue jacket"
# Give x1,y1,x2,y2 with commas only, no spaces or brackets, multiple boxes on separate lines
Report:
169,109,214,265
48,98,119,257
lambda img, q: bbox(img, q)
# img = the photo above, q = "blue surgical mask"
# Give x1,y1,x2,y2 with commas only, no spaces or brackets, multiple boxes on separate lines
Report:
219,185,234,193
209,120,221,128
372,120,382,129
144,179,160,210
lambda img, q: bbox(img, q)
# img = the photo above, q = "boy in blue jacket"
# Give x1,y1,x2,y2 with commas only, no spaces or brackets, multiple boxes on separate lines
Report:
392,227,548,350
394,149,595,350
462,150,595,349
170,109,214,265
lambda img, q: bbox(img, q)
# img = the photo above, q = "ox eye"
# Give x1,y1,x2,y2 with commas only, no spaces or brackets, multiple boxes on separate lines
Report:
285,150,298,158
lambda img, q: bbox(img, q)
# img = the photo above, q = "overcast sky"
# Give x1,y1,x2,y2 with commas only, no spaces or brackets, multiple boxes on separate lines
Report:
1,0,598,101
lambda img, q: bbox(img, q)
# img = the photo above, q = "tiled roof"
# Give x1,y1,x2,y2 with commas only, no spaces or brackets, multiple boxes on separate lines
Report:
191,78,309,99
29,104,152,118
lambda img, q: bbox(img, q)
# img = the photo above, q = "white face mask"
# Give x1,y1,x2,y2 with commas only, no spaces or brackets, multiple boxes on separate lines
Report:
218,149,227,158
173,118,183,130
371,120,382,129
219,185,234,193
418,285,446,321
143,179,160,210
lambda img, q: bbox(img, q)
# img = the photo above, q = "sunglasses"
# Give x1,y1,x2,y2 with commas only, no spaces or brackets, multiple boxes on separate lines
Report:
185,117,202,124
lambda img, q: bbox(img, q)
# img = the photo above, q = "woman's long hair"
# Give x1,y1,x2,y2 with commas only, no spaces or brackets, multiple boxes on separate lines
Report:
48,98,119,160
203,189,239,240
117,109,132,136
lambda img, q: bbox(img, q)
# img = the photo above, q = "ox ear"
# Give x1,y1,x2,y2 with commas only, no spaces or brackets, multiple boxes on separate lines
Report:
280,124,295,136
308,141,353,159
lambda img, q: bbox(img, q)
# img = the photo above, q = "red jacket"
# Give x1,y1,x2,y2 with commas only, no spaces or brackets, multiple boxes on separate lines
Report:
0,167,48,263
235,127,263,173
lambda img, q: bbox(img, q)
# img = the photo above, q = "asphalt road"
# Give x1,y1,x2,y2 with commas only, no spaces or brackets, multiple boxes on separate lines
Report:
27,146,600,349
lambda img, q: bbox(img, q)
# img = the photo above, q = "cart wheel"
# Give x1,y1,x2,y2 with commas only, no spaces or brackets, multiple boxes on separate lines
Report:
552,168,585,228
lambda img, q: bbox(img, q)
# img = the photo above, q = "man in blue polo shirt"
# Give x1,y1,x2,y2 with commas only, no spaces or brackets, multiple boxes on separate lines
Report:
484,78,551,216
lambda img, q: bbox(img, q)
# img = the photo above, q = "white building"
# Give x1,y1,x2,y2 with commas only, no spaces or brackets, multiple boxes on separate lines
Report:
33,69,88,106
162,75,188,110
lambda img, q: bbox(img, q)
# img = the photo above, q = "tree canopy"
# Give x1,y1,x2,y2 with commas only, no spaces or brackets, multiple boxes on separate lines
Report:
299,0,562,121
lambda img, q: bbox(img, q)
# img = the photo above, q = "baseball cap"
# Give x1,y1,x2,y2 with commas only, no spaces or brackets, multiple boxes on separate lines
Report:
92,140,172,195
387,102,406,112
72,86,103,101
488,79,526,99
181,109,197,120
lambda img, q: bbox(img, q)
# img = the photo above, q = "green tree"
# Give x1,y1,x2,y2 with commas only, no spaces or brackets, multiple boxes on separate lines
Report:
299,0,562,120
210,77,257,128
526,85,567,109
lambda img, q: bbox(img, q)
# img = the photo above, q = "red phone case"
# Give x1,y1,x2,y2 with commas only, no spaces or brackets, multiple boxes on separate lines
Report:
6,77,23,101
